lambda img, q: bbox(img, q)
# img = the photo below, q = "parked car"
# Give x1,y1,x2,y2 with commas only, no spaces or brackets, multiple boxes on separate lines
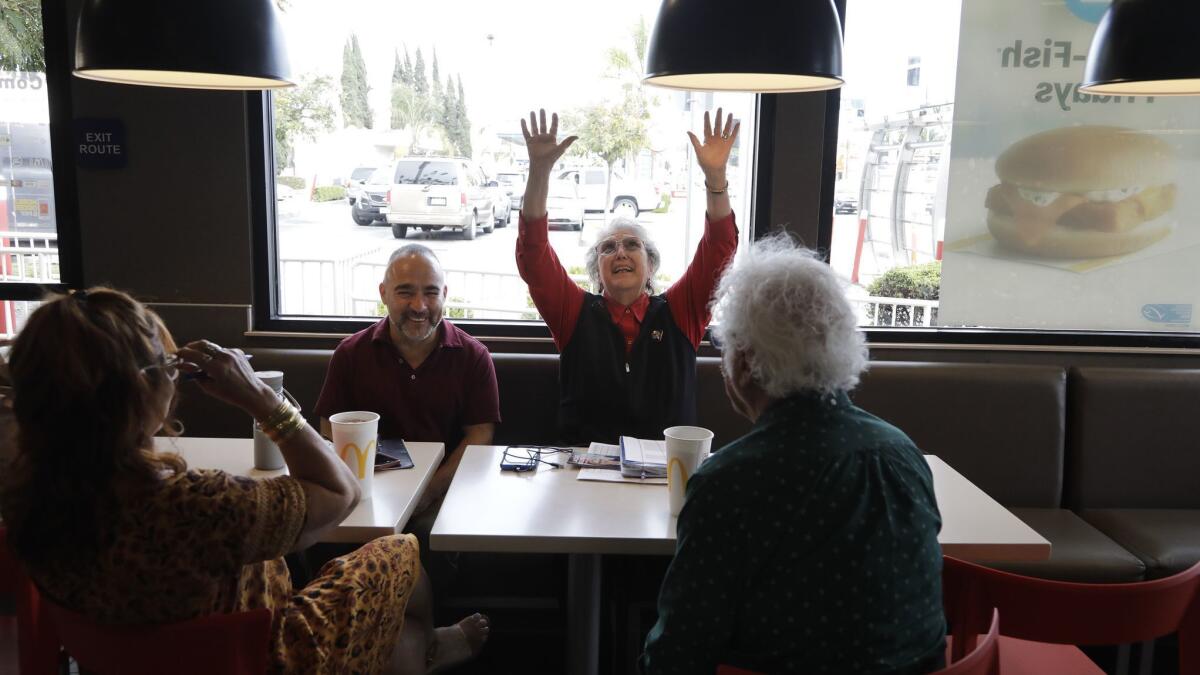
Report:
834,197,859,215
546,179,585,231
385,157,495,240
350,167,391,226
556,167,662,218
345,165,377,205
483,176,512,228
495,170,527,211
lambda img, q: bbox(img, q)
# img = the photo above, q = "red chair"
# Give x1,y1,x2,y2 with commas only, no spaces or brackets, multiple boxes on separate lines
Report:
940,609,1001,675
715,610,1000,675
0,526,61,675
943,555,1200,675
44,599,273,675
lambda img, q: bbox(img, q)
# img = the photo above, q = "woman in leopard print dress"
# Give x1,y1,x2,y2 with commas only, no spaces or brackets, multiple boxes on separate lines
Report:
0,288,486,673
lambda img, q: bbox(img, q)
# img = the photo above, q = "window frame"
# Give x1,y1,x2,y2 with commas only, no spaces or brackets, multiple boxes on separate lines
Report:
249,92,778,339
815,0,1200,350
0,0,84,301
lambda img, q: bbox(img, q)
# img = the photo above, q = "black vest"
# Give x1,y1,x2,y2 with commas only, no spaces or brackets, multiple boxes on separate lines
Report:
558,293,697,445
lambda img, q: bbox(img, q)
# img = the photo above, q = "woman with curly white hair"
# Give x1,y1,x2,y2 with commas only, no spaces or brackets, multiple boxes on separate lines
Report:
640,236,947,675
516,108,740,445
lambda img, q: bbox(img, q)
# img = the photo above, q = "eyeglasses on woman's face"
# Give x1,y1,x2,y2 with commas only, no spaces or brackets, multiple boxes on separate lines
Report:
597,236,644,257
140,354,181,382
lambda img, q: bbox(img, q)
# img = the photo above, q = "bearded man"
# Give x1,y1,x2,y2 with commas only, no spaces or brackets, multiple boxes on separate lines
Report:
315,244,500,516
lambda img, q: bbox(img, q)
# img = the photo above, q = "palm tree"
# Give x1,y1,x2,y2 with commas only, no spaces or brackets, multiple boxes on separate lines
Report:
391,85,436,155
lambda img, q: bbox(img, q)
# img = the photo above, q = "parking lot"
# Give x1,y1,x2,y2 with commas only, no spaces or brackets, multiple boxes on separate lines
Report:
276,197,702,317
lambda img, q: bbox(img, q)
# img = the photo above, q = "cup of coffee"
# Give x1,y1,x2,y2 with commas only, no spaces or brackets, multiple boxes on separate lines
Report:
330,411,380,499
252,371,286,470
664,426,714,516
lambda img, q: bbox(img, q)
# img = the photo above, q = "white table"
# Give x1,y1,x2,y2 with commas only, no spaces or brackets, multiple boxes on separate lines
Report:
431,446,1051,675
155,437,444,544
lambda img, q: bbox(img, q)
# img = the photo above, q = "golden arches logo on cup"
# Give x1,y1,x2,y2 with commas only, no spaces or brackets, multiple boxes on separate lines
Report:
328,411,381,497
663,425,713,517
338,440,376,479
667,457,690,490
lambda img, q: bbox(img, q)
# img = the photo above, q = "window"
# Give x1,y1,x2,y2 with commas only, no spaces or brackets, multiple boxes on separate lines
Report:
830,0,1200,342
258,0,755,331
0,0,79,336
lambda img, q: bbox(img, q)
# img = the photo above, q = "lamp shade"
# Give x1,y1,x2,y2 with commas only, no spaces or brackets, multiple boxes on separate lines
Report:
1080,0,1200,96
75,0,294,90
643,0,843,93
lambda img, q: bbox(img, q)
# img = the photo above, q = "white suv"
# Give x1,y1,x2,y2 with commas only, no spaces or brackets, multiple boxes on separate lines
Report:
385,157,496,240
556,167,663,219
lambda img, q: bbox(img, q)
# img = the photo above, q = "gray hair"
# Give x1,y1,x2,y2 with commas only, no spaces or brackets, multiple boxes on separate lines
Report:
584,218,662,295
387,243,440,267
711,234,867,397
383,244,442,282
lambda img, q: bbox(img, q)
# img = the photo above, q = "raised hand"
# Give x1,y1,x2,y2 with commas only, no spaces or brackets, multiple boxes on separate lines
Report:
521,109,577,175
687,108,741,181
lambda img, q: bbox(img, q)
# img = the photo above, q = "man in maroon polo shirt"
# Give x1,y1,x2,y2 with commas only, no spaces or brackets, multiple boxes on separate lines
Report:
315,244,500,518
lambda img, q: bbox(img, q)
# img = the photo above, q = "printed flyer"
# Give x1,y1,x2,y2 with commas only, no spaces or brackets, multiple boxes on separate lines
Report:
937,0,1200,331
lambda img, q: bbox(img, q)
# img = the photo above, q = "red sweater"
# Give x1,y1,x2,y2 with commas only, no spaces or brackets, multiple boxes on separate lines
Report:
515,212,739,353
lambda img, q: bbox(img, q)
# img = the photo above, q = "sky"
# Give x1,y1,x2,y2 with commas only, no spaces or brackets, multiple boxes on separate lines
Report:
841,0,963,115
278,0,665,134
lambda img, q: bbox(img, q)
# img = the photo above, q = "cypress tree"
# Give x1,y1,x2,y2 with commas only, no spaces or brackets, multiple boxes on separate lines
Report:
413,48,428,97
339,35,372,128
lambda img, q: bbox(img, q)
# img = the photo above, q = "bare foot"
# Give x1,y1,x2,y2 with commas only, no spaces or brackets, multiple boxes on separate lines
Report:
426,613,489,673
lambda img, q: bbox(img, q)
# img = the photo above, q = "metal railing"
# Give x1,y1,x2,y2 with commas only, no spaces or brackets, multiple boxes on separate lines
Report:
0,299,40,339
851,296,939,327
0,231,59,284
346,264,592,321
0,231,60,338
277,246,385,316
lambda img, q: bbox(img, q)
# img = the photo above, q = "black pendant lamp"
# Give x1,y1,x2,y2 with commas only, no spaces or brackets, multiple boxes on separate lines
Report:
1081,0,1200,96
75,0,294,90
643,0,844,93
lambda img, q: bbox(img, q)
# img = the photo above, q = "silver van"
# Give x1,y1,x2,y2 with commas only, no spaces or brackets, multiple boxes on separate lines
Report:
385,157,495,240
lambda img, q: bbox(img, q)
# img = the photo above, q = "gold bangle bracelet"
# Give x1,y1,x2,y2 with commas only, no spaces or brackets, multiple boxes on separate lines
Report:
704,180,729,194
256,396,291,430
266,409,306,444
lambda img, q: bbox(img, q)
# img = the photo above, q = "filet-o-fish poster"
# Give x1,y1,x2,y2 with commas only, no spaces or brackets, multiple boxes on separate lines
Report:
937,0,1200,331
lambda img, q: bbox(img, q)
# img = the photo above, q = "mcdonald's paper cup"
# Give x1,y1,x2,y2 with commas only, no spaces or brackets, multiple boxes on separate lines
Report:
664,426,713,516
330,411,380,499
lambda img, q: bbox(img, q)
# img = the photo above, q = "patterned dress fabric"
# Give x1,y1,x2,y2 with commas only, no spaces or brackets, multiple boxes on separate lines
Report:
27,468,419,674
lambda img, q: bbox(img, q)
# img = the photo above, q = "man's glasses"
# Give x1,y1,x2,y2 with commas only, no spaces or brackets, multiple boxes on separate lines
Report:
140,354,181,382
596,236,644,257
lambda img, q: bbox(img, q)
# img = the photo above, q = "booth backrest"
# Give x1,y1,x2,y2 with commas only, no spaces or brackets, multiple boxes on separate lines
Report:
173,349,333,439
850,362,1067,508
172,352,1068,511
1067,367,1200,510
173,350,757,448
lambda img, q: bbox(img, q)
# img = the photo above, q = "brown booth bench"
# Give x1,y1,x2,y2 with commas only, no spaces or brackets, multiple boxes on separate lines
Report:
171,351,1199,583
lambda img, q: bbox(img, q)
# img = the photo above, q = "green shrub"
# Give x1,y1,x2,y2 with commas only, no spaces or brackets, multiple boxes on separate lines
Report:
653,193,671,214
446,296,475,320
312,186,347,202
277,175,306,191
567,265,592,292
866,261,941,326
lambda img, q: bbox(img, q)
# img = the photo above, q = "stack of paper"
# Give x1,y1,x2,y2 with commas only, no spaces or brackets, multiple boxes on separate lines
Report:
568,442,621,469
619,436,667,479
